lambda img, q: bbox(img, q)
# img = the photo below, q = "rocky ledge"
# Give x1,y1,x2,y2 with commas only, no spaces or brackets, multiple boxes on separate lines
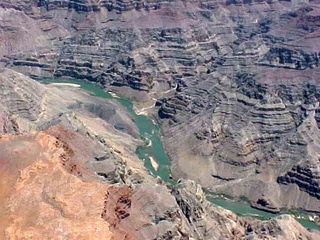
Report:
0,127,318,239
0,69,319,239
1,0,320,225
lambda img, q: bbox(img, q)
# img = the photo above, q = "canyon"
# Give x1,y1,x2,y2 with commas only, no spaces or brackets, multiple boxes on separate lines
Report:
0,68,318,239
1,0,320,239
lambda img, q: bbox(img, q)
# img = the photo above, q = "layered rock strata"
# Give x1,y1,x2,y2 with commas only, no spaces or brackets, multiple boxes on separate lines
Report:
1,0,320,213
0,70,318,239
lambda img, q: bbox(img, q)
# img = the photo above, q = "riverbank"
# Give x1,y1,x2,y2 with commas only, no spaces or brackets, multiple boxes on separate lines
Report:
37,76,320,231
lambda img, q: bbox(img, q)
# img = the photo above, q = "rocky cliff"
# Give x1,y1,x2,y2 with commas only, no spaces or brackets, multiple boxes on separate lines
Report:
0,68,319,239
1,0,320,234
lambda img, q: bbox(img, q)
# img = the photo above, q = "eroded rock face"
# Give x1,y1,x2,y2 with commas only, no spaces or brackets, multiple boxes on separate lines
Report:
0,129,114,240
0,70,319,238
173,180,320,240
0,125,191,240
0,127,318,240
1,0,320,229
0,68,139,136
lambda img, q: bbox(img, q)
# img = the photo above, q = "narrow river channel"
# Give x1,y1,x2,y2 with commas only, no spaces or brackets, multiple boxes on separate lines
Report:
39,77,320,231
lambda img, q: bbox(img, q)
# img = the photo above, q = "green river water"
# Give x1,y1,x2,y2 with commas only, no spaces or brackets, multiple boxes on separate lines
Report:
39,77,320,231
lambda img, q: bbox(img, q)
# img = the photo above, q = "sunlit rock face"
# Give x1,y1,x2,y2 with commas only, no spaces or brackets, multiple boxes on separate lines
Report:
0,126,190,240
0,66,319,238
0,127,318,240
1,0,320,227
0,129,114,240
0,69,194,239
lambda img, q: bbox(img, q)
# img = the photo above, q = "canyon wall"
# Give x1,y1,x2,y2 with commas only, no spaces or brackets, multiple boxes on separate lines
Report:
1,0,320,215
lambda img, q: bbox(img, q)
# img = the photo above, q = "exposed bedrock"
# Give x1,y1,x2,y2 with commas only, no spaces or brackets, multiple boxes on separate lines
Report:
0,70,192,239
1,123,318,239
172,180,320,240
2,70,317,239
278,165,320,200
2,0,320,212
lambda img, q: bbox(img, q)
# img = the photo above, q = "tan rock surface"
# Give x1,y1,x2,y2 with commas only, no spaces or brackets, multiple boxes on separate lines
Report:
3,0,320,212
0,129,115,240
0,69,319,239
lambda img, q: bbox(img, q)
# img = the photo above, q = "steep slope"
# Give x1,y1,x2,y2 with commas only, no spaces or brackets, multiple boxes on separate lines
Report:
0,130,114,240
1,0,320,215
0,68,319,238
1,127,318,240
173,180,320,240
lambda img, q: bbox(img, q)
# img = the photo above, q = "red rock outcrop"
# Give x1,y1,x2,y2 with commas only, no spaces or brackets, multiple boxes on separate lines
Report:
0,127,116,239
0,74,319,239
2,0,320,212
0,125,192,239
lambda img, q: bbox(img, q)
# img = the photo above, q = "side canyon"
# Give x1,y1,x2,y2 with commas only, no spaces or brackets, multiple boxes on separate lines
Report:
1,0,320,239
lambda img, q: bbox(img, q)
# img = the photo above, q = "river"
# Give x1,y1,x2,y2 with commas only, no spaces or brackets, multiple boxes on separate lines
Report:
39,77,320,231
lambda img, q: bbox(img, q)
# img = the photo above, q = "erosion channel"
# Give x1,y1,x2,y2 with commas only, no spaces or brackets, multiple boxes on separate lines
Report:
39,77,320,231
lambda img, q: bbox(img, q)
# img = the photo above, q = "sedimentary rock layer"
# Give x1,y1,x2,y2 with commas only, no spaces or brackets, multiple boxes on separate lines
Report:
0,125,318,239
0,68,319,238
1,0,320,213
